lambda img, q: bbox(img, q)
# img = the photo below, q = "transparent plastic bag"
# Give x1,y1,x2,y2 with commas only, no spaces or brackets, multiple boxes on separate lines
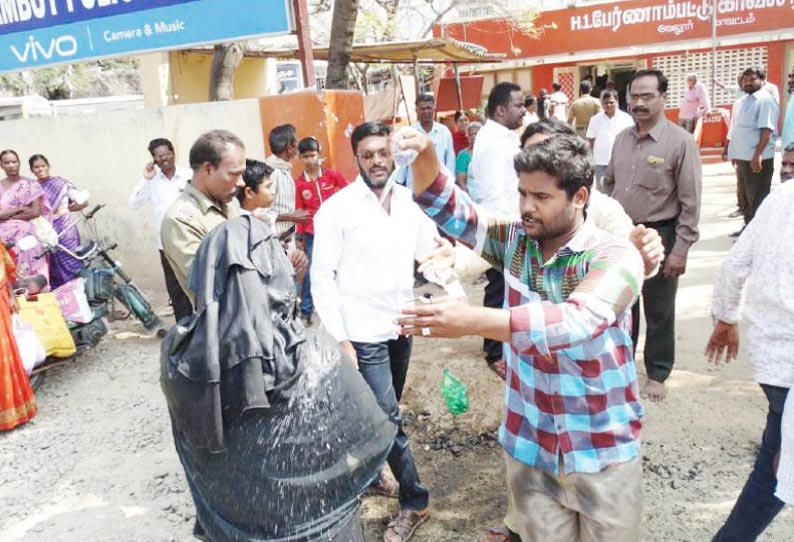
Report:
440,368,469,416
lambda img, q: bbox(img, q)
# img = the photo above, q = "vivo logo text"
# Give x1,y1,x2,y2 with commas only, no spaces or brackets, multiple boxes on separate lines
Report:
10,35,78,64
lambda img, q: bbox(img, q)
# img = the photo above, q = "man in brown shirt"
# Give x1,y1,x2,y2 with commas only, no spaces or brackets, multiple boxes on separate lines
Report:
568,80,601,137
604,69,702,402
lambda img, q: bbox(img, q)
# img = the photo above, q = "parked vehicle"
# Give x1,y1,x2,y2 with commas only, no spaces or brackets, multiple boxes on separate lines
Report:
18,204,166,389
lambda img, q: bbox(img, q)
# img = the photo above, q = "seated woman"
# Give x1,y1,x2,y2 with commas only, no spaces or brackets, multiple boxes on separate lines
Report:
0,241,38,431
0,150,51,284
29,154,89,289
161,212,395,542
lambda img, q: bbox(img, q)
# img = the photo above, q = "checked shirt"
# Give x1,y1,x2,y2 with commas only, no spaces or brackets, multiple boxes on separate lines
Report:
416,171,645,475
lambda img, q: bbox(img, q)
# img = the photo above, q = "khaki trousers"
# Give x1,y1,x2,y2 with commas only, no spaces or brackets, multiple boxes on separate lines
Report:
504,453,642,542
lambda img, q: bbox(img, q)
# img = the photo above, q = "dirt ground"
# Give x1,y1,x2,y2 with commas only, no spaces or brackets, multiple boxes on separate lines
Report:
1,159,793,542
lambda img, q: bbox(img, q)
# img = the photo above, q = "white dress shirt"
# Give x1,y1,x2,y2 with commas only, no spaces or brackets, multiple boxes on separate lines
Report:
586,110,635,166
711,181,794,388
266,155,296,236
311,178,438,343
128,165,191,249
469,119,521,218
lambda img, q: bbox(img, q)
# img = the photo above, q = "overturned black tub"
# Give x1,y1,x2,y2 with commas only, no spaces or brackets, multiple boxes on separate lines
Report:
160,215,396,542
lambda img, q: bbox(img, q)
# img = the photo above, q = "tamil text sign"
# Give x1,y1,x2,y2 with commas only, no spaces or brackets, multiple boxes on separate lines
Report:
0,0,293,72
438,0,794,58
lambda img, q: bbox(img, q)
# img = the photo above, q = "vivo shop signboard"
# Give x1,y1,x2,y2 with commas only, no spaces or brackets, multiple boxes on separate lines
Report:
0,0,294,72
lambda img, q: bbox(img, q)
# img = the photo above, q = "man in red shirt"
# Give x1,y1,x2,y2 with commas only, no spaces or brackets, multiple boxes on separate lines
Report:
295,137,349,325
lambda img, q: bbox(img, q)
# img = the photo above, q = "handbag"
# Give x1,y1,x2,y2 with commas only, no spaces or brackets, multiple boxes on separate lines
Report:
17,293,77,358
11,313,46,374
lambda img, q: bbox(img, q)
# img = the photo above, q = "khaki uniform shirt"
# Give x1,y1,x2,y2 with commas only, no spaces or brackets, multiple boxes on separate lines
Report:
568,95,601,137
604,119,702,257
161,182,238,300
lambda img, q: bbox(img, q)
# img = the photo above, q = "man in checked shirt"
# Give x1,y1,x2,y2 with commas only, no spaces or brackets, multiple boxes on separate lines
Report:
395,130,646,541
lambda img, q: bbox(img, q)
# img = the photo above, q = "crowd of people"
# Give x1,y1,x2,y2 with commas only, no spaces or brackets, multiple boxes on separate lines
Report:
2,61,794,542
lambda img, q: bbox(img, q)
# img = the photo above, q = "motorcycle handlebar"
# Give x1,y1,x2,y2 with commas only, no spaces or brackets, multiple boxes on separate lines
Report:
84,204,105,220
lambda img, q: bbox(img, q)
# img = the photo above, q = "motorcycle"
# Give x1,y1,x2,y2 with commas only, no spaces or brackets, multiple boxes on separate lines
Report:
16,204,166,389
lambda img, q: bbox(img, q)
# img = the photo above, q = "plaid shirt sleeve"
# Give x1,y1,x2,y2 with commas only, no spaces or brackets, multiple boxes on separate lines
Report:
509,241,644,357
415,169,516,270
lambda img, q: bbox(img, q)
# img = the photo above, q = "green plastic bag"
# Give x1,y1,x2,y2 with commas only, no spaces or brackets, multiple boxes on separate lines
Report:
440,368,469,416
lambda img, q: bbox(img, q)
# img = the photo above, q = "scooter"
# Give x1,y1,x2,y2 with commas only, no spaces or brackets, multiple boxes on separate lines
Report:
18,204,166,389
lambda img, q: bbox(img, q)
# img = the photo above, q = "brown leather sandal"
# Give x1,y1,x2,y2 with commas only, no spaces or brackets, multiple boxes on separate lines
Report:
383,508,429,542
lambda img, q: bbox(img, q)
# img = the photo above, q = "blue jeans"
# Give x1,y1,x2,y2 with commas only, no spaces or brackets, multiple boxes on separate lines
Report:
713,384,789,542
352,337,429,511
299,234,314,317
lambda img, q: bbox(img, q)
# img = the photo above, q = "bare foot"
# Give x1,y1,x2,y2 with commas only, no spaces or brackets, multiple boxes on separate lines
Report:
641,379,667,402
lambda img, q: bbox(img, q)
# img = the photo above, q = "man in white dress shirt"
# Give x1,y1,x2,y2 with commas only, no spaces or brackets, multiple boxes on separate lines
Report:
396,94,455,189
128,137,192,321
469,81,525,380
705,158,794,541
586,89,635,192
311,122,434,542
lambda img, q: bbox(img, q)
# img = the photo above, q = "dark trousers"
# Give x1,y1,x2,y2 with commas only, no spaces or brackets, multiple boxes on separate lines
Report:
299,234,314,318
352,337,429,511
713,385,789,542
159,250,193,322
483,267,505,363
736,158,774,224
631,221,678,383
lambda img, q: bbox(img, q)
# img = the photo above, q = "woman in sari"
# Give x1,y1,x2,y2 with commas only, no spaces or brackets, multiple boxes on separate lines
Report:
0,241,38,431
0,150,51,283
29,154,88,289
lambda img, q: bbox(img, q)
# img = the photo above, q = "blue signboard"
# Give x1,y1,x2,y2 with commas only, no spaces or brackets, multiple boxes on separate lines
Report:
0,0,293,73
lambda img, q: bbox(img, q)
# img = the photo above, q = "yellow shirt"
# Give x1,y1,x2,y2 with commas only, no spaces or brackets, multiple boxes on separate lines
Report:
568,95,602,136
161,183,237,300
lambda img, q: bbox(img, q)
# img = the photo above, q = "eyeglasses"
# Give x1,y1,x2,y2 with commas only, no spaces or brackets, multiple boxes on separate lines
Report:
628,93,661,102
357,149,391,161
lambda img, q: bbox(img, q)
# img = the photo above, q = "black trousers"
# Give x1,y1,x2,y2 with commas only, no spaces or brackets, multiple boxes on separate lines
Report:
159,250,193,322
736,158,774,225
631,221,678,383
483,267,505,363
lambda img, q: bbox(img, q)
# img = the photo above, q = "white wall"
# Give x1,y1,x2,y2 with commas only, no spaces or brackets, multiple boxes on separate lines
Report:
0,99,266,292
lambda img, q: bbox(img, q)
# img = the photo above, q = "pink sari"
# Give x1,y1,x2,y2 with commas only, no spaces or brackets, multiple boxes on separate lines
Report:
0,177,51,282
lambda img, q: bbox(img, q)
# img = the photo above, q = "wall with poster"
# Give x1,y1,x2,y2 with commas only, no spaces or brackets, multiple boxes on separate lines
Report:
0,0,293,72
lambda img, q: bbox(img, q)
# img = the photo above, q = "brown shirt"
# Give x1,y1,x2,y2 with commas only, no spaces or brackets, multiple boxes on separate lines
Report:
604,119,701,257
568,95,601,137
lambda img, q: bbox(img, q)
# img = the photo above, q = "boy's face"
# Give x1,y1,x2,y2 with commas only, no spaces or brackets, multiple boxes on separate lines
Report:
300,151,321,172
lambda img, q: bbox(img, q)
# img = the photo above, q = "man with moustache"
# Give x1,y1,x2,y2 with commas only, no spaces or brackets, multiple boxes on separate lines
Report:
726,66,780,226
311,122,436,542
161,129,246,317
395,130,646,542
604,69,702,402
705,140,794,542
469,81,526,380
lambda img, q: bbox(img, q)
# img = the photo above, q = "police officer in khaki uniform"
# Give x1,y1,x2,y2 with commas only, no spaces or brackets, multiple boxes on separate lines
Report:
161,129,246,320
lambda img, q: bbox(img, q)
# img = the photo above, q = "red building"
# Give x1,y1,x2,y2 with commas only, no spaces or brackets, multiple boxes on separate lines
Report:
436,0,794,123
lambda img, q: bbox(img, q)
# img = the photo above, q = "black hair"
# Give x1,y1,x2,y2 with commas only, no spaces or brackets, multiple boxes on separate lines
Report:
148,138,174,156
580,80,592,94
486,82,522,119
742,65,767,81
415,93,435,106
0,149,20,162
189,129,245,171
520,118,576,148
629,69,669,94
600,89,619,101
454,110,465,122
350,122,391,155
524,95,537,107
552,83,562,92
514,133,593,200
268,124,297,155
28,154,49,168
298,137,320,154
237,159,274,205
